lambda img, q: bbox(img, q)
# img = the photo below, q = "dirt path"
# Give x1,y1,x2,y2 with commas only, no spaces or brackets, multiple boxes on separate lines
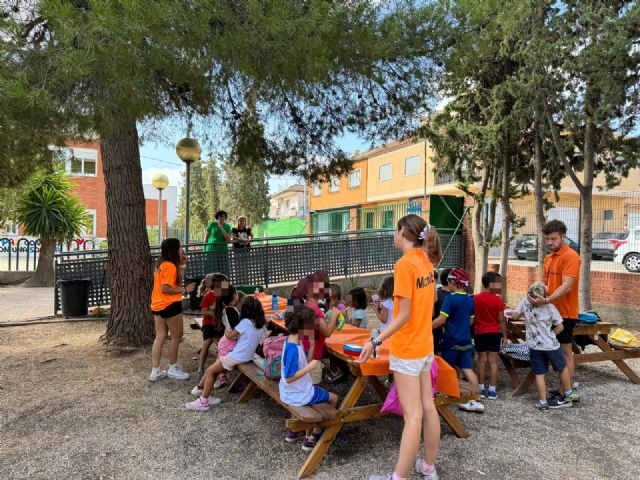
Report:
2,320,640,480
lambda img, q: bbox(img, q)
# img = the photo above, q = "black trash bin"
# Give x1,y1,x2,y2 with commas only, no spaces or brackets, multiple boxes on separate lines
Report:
59,279,92,316
186,277,203,311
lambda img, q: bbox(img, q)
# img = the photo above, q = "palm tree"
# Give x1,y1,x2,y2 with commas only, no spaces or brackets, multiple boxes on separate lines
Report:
16,166,87,287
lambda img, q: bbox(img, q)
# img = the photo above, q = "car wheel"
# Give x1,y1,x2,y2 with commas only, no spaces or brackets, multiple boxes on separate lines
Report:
517,256,525,261
623,253,640,273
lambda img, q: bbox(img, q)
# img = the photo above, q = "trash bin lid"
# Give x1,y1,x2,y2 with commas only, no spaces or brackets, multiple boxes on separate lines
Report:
57,278,92,285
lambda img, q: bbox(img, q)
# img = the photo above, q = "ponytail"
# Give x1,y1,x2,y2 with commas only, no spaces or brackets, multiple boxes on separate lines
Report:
397,214,442,265
424,226,442,265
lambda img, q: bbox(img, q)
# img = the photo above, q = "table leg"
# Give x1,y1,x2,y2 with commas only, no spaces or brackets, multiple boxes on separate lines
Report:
436,405,469,439
368,376,389,401
238,382,258,403
512,373,535,397
297,375,368,479
228,372,247,393
499,354,521,388
593,336,640,384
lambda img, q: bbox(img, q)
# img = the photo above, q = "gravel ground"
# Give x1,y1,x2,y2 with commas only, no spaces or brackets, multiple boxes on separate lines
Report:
2,318,640,480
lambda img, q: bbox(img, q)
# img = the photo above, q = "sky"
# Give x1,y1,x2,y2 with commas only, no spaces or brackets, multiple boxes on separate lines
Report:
139,131,372,196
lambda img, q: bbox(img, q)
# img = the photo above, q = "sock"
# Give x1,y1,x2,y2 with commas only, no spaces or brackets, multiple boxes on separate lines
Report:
420,460,436,474
152,367,160,374
169,363,177,369
565,389,572,396
539,399,548,406
392,473,407,480
489,385,496,392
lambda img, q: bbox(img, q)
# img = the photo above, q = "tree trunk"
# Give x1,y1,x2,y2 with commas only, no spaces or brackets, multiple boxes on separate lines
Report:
499,152,511,301
472,165,491,293
580,120,595,311
533,129,546,276
24,238,56,287
101,119,155,346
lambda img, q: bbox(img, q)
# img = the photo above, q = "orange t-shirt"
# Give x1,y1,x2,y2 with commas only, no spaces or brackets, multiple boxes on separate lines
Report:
390,248,436,359
150,261,182,311
542,243,580,319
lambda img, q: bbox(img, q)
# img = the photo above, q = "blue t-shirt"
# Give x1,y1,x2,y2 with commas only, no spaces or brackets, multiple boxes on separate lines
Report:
280,340,314,406
351,308,367,328
440,291,474,347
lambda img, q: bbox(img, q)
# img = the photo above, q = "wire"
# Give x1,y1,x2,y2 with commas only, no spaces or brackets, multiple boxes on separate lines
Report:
140,155,183,167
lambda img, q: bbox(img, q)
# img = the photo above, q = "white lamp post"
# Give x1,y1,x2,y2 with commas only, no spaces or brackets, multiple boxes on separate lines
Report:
151,173,169,243
175,137,201,246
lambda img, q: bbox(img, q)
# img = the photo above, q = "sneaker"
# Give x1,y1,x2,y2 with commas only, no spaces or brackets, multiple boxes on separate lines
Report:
194,369,205,384
536,402,549,411
285,429,306,442
548,395,571,409
415,459,439,479
480,386,486,399
564,390,580,402
301,436,317,452
149,369,167,382
206,396,222,406
190,385,203,397
384,379,392,389
167,365,190,381
213,373,229,389
572,381,580,390
185,397,210,411
487,389,497,401
326,369,344,384
459,400,485,413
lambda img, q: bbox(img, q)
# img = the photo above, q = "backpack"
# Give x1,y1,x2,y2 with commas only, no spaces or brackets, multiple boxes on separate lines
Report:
262,335,287,380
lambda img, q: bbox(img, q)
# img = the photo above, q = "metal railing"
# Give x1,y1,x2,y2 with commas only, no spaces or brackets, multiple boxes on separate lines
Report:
0,237,99,272
53,228,465,313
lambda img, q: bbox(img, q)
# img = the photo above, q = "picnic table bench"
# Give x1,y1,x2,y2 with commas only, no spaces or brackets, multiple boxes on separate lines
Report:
501,320,640,396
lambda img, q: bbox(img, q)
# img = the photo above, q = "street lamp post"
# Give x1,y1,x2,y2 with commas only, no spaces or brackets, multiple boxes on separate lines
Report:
176,137,201,248
151,173,169,243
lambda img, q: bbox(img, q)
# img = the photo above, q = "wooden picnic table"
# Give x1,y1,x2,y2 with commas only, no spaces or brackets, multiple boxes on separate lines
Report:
501,320,640,396
264,317,478,478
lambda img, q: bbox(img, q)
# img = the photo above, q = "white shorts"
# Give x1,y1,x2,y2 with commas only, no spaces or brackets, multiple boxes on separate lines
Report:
220,354,242,371
389,354,434,377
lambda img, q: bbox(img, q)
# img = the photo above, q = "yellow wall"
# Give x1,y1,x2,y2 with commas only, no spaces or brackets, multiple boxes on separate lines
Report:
308,159,367,211
365,141,428,202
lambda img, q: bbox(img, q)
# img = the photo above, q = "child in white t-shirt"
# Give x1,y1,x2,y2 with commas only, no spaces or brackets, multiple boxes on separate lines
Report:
373,276,394,334
280,305,338,451
186,297,266,411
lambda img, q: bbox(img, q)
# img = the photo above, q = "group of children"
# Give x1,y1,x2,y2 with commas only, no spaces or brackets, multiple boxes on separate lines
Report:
432,267,580,411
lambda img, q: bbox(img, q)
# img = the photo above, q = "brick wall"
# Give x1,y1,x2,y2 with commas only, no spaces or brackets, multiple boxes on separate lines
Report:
494,262,640,308
145,199,168,228
69,142,107,238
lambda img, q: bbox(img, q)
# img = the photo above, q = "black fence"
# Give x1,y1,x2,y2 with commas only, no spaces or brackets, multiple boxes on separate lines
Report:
53,228,465,314
1,237,99,272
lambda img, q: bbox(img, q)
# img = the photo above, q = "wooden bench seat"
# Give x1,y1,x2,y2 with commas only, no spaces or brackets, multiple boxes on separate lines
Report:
230,361,338,424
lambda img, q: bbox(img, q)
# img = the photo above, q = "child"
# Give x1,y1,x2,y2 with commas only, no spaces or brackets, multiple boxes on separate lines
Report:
196,273,229,383
186,296,266,411
346,287,368,328
280,305,338,450
473,271,508,400
433,269,452,356
325,283,350,384
212,285,241,389
150,238,195,381
510,282,579,409
432,267,484,413
372,276,394,334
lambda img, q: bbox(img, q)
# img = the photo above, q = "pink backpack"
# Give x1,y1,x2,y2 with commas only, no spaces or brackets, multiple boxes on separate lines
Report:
262,335,287,380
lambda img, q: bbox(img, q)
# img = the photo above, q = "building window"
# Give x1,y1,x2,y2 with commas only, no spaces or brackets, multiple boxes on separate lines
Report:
383,210,394,229
365,212,374,229
379,163,392,182
329,177,340,193
349,169,361,188
603,210,613,221
57,147,98,177
83,209,97,237
404,155,420,176
312,183,322,196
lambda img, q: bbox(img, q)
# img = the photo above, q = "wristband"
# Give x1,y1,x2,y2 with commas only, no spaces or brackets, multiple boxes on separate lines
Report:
370,340,378,358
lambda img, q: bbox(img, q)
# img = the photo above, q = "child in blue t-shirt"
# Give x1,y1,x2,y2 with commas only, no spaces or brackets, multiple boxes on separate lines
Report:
432,268,484,413
280,305,338,451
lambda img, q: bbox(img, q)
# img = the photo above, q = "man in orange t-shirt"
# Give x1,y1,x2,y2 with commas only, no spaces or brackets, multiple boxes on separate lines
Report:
529,220,580,386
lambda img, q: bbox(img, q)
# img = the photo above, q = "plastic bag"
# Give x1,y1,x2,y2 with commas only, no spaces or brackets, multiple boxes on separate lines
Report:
381,359,439,417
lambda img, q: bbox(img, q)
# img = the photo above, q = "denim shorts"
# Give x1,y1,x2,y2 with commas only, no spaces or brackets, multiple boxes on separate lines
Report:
529,348,567,375
442,345,474,369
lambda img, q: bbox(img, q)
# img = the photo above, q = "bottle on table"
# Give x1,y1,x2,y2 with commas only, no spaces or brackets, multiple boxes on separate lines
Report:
272,292,278,312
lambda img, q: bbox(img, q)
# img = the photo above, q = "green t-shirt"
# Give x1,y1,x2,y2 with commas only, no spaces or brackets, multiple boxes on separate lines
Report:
206,221,232,251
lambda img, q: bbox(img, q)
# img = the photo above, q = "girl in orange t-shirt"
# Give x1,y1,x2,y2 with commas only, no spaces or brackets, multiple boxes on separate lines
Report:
150,238,195,382
359,214,442,480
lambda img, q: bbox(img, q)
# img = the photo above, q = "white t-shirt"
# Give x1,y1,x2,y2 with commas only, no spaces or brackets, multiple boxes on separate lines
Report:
279,340,314,406
379,298,394,333
229,318,264,363
515,299,563,351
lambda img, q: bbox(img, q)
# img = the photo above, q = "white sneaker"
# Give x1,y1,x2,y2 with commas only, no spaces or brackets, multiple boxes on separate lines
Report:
185,398,210,411
149,369,167,382
459,400,485,413
191,385,203,397
415,459,439,480
213,373,229,389
167,365,190,381
207,396,222,406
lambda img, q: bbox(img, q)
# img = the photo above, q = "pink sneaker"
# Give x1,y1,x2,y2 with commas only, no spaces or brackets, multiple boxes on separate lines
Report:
185,397,210,411
214,373,229,389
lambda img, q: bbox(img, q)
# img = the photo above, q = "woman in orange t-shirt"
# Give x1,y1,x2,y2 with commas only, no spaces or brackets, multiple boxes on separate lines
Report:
150,238,195,382
359,214,442,480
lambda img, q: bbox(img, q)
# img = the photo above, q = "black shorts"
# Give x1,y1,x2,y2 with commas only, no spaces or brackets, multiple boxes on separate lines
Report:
201,325,223,341
474,333,502,353
556,318,576,344
151,301,182,319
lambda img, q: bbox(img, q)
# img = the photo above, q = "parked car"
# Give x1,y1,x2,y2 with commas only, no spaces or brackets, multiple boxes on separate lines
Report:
613,226,640,273
592,231,628,260
513,234,579,261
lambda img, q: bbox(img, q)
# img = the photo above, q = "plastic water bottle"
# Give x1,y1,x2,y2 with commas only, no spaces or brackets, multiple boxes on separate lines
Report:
254,287,260,295
272,293,278,312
